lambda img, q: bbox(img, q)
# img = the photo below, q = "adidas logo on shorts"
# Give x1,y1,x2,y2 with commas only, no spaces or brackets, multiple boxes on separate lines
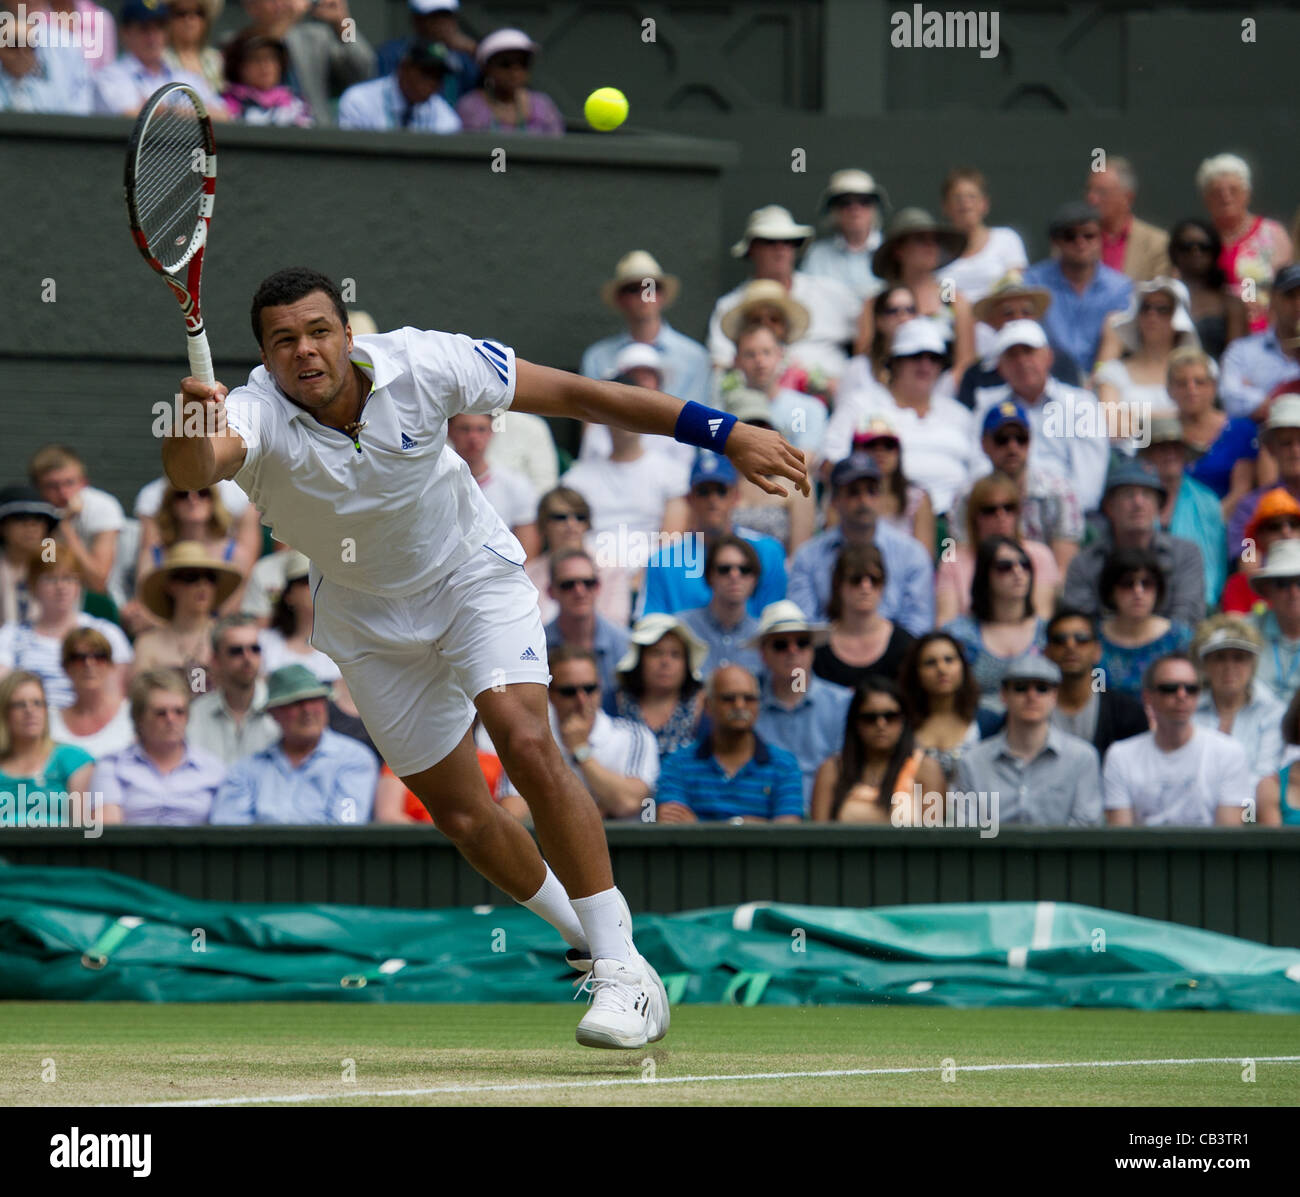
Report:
520,646,540,661
400,432,417,450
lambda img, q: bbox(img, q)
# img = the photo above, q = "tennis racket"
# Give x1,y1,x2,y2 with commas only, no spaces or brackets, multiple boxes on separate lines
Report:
124,82,218,384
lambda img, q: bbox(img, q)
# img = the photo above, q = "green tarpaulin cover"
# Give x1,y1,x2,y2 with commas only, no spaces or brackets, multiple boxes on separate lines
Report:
2,865,1299,1010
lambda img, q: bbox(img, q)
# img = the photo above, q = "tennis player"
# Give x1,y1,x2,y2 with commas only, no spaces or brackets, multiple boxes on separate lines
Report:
165,267,808,1049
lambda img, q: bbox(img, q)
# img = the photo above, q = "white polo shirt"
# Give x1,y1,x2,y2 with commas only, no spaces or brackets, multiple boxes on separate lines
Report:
225,329,516,598
500,707,659,798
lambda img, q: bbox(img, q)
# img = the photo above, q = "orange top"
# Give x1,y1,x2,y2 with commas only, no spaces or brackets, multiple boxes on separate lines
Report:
385,752,504,823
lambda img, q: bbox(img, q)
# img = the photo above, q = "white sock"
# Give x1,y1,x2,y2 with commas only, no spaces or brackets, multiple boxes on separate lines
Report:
519,865,588,952
570,887,635,965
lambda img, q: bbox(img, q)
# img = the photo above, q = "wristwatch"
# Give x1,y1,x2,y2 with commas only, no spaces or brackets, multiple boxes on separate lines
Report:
572,744,593,764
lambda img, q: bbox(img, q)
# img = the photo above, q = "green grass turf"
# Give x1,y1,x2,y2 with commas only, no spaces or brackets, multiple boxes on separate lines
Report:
2,1003,1298,1106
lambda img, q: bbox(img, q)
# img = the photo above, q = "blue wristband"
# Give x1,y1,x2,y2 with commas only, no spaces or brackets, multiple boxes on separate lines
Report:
674,401,737,451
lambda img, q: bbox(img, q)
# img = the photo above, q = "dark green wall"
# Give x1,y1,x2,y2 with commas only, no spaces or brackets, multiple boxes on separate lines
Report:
3,827,1299,947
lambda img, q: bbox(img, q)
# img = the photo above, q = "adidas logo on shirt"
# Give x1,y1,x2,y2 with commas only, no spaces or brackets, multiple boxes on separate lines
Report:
400,432,417,450
520,646,540,661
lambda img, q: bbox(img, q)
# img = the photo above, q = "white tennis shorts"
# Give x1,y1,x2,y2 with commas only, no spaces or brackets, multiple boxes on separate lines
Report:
309,527,550,776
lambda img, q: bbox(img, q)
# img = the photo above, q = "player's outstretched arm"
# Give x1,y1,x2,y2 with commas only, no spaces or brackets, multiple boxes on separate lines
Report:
162,377,248,491
513,359,808,498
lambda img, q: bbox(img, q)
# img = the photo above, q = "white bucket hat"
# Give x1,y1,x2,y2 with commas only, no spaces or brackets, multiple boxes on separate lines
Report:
731,205,815,258
1108,277,1199,354
615,614,709,681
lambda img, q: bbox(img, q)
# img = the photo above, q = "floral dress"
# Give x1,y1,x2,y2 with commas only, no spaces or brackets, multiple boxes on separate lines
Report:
1099,622,1193,698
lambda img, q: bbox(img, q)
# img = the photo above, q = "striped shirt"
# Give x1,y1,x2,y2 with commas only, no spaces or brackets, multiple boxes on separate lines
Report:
655,733,803,822
0,615,132,709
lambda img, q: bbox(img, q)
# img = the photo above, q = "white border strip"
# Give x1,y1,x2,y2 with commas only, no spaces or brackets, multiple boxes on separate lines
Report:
120,1054,1300,1107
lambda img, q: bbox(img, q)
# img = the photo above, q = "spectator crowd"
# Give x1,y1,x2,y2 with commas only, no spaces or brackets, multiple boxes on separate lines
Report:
1,115,1299,830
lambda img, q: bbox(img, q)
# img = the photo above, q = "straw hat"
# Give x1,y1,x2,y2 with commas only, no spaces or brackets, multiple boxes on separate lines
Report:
871,208,966,280
615,614,710,681
972,270,1052,325
745,600,830,648
599,251,680,311
140,541,243,619
718,279,811,344
730,205,815,258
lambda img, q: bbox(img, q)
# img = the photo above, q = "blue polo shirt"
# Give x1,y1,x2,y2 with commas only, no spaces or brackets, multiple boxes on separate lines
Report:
1022,257,1132,375
640,526,787,619
755,672,855,812
656,733,803,821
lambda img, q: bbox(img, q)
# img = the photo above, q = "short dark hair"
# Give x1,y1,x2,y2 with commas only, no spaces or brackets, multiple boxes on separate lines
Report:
705,535,760,585
549,645,599,680
1142,651,1196,693
250,268,349,347
1099,545,1166,611
1046,606,1098,639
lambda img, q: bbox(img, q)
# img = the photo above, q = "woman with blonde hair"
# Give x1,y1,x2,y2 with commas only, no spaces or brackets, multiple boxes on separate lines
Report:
0,672,94,827
935,473,1058,623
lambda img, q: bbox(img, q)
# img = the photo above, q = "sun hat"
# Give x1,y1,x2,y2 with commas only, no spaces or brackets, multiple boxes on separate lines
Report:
615,614,709,681
140,541,243,619
730,205,815,258
718,279,811,344
599,251,680,311
746,600,830,648
871,208,966,280
724,387,776,425
474,28,538,67
0,486,61,534
1108,277,1199,353
822,168,888,211
262,664,332,711
1255,540,1300,583
972,271,1052,325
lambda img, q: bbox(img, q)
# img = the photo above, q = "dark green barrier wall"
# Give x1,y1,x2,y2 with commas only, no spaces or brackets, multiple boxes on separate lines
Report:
3,827,1298,947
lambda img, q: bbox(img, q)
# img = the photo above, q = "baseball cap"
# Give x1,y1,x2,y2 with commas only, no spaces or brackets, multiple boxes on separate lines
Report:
1103,458,1166,503
689,452,738,491
982,399,1031,437
1001,657,1062,685
403,40,451,72
993,319,1048,357
409,0,458,11
1264,396,1300,435
1273,263,1300,294
889,317,949,360
830,451,882,490
1244,487,1300,544
475,28,539,67
1196,627,1260,659
1049,201,1101,238
609,342,663,382
120,0,167,24
725,387,775,426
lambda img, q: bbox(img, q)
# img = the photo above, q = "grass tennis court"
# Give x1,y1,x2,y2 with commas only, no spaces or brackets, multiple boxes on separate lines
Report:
3,1003,1298,1106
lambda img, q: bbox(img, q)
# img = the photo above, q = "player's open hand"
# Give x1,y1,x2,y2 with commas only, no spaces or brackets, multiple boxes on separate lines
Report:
724,423,810,498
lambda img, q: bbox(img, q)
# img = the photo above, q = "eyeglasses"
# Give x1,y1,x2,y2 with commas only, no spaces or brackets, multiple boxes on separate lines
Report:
1048,631,1095,646
547,510,590,524
1154,681,1200,696
1138,303,1175,317
1007,680,1056,695
881,304,917,317
847,573,884,587
992,557,1030,574
857,709,902,725
1058,229,1099,243
554,683,599,697
713,563,754,577
1172,240,1213,253
173,570,218,585
992,430,1029,447
1117,575,1157,592
692,484,729,499
6,698,46,711
66,650,111,664
979,502,1019,517
224,643,263,657
767,636,812,652
556,577,598,592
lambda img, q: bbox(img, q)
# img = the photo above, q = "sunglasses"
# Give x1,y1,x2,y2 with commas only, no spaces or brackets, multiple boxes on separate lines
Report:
992,557,1030,574
864,438,901,453
713,563,755,577
1153,681,1200,696
1117,575,1157,591
173,570,218,585
979,502,1019,517
492,54,532,69
547,510,589,524
66,650,111,664
881,304,917,317
1260,518,1300,534
1172,240,1213,253
224,643,263,657
832,195,876,208
718,692,760,704
768,636,812,652
556,577,598,592
1263,577,1300,591
1138,303,1175,317
616,282,643,298
857,709,902,726
902,352,946,365
1007,680,1056,695
692,483,730,499
847,573,884,587
175,489,212,500
1058,229,1099,243
992,430,1029,447
1048,631,1095,646
555,683,599,697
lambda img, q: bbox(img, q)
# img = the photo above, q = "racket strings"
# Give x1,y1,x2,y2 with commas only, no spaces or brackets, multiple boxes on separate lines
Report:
134,100,207,272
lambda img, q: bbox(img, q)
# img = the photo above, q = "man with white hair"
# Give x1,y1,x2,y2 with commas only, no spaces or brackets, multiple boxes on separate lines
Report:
707,205,861,380
1084,156,1171,283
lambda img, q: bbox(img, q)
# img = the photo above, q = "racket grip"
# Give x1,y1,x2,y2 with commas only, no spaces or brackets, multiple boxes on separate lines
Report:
187,328,215,385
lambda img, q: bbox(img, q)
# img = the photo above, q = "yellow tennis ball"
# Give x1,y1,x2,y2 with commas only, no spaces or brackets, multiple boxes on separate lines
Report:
584,87,628,132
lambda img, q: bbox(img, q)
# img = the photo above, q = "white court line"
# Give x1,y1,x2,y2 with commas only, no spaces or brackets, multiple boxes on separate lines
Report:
122,1054,1300,1107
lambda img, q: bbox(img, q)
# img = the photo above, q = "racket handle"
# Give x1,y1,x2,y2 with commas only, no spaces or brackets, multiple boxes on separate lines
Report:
187,328,215,385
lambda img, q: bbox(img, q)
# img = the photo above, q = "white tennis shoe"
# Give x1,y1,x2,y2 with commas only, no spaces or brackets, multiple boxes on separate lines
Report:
574,955,670,1049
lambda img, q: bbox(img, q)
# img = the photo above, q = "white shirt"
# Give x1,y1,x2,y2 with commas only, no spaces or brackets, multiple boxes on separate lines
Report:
92,54,217,116
579,425,697,469
134,476,251,520
240,551,292,620
708,272,861,379
476,463,538,531
501,707,659,799
226,328,515,598
1102,727,1249,826
486,410,559,498
0,614,133,709
338,74,462,133
260,627,342,683
49,700,135,759
0,45,93,114
559,452,690,542
69,486,124,542
943,227,1029,304
820,380,978,514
